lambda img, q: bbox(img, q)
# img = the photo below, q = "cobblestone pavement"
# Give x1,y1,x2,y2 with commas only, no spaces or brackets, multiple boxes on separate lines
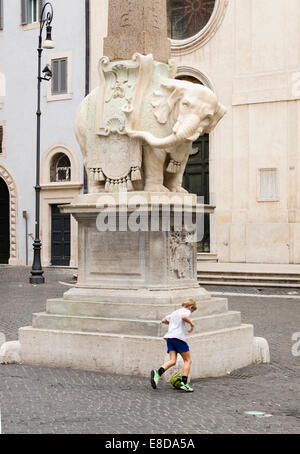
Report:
0,266,299,434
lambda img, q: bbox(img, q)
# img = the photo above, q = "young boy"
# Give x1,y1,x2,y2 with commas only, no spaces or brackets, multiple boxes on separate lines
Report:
150,298,197,392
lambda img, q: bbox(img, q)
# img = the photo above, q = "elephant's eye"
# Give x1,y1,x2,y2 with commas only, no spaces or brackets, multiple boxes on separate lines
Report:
182,100,190,107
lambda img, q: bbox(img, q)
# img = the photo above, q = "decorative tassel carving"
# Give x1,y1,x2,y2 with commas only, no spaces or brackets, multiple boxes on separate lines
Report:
167,159,182,174
98,169,105,182
126,177,133,191
89,168,95,181
105,179,110,191
131,166,142,181
103,174,135,192
167,161,175,173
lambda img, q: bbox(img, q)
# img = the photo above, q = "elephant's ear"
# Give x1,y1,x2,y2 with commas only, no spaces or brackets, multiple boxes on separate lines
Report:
204,103,227,134
152,83,184,124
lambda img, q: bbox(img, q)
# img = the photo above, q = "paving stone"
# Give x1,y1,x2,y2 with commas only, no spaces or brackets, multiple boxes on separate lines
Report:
0,266,299,434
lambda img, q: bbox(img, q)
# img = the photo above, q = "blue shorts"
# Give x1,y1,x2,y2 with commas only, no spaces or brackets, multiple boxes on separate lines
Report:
166,338,190,354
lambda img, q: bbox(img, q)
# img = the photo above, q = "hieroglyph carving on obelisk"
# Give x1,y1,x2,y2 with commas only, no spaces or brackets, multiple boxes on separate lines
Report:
103,0,171,63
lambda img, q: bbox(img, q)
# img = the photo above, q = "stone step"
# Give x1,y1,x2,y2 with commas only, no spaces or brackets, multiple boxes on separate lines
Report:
197,272,300,287
32,311,241,337
197,253,218,262
198,272,300,281
198,280,300,288
46,297,228,319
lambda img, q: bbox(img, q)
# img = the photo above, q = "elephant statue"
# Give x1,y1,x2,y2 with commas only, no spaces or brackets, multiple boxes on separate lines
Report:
75,54,226,194
125,78,226,193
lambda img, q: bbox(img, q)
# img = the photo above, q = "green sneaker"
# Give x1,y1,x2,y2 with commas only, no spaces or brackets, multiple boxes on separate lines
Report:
179,382,194,392
151,369,161,389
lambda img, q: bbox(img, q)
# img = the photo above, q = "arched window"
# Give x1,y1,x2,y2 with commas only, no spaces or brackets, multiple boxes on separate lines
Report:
167,0,216,40
50,153,71,182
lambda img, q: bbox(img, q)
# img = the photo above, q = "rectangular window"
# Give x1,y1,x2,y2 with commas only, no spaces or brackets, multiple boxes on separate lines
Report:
258,169,278,201
21,0,43,25
28,0,38,24
47,52,72,102
0,0,3,30
52,58,68,95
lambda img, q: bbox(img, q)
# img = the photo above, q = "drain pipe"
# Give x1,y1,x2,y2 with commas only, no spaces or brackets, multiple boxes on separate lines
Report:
22,210,28,266
84,0,90,194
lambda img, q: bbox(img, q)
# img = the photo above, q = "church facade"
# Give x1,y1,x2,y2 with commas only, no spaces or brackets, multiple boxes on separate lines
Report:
166,0,300,264
93,0,300,264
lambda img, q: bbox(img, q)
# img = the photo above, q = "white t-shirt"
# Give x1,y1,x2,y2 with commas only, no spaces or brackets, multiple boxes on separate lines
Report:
163,308,191,342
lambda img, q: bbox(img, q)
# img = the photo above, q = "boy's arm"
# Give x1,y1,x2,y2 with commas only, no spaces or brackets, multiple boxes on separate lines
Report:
182,315,195,333
162,317,169,325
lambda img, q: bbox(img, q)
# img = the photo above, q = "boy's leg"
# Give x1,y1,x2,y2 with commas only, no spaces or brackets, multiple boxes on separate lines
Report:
180,351,192,378
162,350,178,372
150,351,177,389
179,351,193,392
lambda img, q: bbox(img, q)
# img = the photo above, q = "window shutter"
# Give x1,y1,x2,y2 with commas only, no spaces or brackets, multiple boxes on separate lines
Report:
21,0,28,25
60,59,68,94
52,60,59,95
39,0,45,21
52,58,68,95
0,0,3,30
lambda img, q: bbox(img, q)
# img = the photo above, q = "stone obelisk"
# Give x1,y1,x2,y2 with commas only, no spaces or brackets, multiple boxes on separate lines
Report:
103,0,171,63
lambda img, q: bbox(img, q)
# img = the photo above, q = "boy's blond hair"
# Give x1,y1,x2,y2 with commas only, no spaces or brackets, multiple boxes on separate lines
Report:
182,298,197,311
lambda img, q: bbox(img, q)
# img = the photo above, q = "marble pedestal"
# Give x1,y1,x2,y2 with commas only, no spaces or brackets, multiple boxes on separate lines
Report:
3,193,270,377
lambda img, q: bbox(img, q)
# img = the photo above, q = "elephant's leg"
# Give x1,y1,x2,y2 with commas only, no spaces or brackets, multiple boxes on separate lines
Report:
164,145,190,193
143,145,169,192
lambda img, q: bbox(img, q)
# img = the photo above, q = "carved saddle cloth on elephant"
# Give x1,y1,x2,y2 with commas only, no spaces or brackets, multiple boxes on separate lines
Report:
75,53,226,192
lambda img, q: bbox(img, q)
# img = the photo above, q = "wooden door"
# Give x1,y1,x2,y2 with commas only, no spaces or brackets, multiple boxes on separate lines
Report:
183,134,210,252
51,204,71,266
0,178,10,264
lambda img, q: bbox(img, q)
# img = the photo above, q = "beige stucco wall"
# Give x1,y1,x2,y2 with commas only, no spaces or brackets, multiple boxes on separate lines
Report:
91,0,300,264
90,0,108,90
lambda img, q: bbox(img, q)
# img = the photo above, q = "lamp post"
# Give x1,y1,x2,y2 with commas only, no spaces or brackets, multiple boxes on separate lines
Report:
30,2,55,284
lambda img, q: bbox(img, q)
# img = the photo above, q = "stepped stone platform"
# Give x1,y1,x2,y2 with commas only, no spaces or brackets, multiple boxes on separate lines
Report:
1,193,270,378
18,292,254,379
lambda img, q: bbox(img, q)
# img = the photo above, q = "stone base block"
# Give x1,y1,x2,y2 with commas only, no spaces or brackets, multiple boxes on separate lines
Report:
63,286,210,305
18,324,256,379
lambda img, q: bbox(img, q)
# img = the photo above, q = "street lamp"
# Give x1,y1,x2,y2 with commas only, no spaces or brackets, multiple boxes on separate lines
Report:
30,2,55,285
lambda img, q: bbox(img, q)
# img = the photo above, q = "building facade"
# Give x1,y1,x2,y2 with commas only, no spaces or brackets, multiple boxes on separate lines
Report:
0,0,87,267
1,0,300,267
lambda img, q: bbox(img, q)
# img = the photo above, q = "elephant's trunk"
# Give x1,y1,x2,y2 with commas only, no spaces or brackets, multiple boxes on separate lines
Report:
173,114,202,142
127,130,183,149
127,114,201,149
